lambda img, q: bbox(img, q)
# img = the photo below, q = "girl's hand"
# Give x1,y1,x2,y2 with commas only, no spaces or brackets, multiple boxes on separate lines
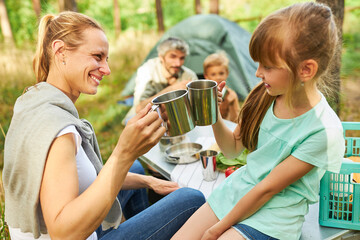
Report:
201,226,223,240
147,176,180,195
115,104,166,161
227,88,238,104
217,81,226,105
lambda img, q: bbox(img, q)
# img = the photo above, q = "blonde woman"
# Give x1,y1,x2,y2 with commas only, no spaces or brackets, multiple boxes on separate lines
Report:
3,12,204,240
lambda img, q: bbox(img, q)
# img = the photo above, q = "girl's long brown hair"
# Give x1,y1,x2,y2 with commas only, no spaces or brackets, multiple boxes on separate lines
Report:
239,2,338,151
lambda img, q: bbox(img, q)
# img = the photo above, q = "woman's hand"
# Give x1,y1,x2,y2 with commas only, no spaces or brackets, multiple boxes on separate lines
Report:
217,81,226,105
115,104,166,161
147,177,180,195
122,173,179,195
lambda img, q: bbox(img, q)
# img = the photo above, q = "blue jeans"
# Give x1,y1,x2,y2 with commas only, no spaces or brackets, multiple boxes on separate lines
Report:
233,223,279,240
97,161,206,240
117,160,149,219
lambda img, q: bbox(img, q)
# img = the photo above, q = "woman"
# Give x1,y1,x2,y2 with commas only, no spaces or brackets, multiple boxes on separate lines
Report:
3,11,205,240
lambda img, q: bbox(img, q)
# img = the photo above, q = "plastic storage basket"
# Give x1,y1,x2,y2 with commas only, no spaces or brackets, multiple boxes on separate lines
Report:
319,122,360,230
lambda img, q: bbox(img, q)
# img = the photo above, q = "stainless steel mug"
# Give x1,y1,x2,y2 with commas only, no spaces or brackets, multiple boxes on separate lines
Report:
186,80,218,126
151,90,195,136
200,150,218,181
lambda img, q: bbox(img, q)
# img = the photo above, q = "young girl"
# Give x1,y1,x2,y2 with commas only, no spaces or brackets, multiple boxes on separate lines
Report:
172,2,345,240
203,51,240,123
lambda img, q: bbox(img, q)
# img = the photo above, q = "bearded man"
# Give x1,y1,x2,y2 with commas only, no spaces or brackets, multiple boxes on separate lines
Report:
133,37,198,112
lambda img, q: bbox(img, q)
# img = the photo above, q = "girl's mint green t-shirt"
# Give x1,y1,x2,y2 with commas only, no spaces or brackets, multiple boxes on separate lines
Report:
208,94,345,240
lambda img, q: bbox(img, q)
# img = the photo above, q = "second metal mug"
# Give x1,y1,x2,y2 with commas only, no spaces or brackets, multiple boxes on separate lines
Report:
186,80,218,126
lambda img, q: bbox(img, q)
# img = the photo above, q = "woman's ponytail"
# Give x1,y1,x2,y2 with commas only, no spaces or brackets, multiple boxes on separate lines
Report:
33,14,55,83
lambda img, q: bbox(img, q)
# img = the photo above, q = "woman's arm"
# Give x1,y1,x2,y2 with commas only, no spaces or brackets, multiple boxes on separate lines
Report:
122,172,179,195
203,155,314,239
40,104,166,240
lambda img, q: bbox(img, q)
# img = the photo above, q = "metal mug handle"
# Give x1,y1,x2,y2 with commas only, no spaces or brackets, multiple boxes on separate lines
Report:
148,104,159,113
148,104,168,132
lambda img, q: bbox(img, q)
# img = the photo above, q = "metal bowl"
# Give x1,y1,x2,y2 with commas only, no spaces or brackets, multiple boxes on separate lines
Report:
159,134,188,152
165,143,202,164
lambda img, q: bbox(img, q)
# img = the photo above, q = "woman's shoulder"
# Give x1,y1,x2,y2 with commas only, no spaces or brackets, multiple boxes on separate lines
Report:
56,125,82,153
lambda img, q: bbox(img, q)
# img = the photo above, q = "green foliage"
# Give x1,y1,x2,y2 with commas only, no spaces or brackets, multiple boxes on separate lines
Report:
220,0,313,33
78,0,115,37
40,0,58,14
119,0,157,31
0,200,10,240
2,0,360,46
5,0,38,45
341,33,360,78
162,0,194,28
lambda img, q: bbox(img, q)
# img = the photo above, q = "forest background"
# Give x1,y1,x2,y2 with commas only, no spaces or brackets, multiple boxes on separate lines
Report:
0,0,359,238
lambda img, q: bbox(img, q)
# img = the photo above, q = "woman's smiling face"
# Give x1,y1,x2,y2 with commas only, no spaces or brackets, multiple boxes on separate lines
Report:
63,28,110,100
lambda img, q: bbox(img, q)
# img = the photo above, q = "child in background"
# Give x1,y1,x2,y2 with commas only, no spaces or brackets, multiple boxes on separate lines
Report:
172,2,345,239
203,52,240,123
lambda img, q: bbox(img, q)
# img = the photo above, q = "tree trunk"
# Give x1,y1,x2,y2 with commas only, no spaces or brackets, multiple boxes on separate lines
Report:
113,0,121,38
316,0,344,114
32,0,41,19
209,0,219,14
155,0,164,33
0,0,14,44
59,0,78,12
195,0,202,14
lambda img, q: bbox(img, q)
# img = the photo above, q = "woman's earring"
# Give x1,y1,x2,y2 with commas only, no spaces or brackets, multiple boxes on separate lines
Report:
62,53,66,65
301,82,304,87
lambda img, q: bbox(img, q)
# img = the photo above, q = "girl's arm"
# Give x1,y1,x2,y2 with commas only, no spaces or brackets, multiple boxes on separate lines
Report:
40,104,166,240
212,81,244,158
203,155,314,239
226,88,240,123
212,116,244,159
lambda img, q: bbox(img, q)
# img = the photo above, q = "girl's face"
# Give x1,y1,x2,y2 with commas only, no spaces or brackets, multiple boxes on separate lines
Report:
63,28,110,101
255,63,290,97
204,65,228,84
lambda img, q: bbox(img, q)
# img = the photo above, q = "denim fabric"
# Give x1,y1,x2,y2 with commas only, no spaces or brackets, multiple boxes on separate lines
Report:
118,160,150,219
98,187,205,240
97,160,206,239
233,224,279,240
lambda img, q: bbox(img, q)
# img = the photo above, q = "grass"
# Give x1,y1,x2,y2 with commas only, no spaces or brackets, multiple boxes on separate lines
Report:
0,29,359,238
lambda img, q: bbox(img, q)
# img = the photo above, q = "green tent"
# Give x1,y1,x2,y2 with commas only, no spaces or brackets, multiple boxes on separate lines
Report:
121,14,260,101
